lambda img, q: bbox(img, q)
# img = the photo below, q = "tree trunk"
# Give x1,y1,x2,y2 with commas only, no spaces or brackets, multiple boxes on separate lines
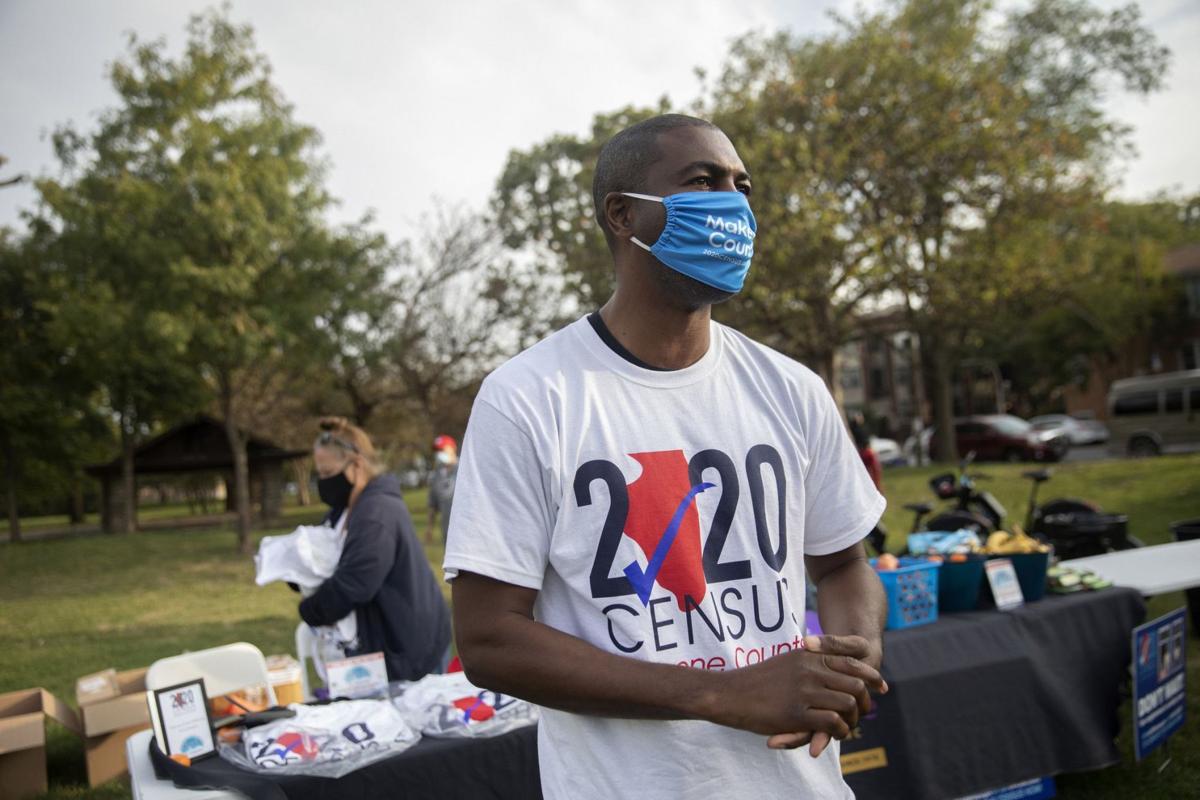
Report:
119,417,137,534
931,339,959,463
822,349,844,414
290,457,312,507
2,432,20,543
69,471,85,524
221,387,254,554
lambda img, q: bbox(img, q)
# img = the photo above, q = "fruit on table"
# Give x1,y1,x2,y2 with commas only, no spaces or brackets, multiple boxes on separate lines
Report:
985,527,1049,555
875,553,900,570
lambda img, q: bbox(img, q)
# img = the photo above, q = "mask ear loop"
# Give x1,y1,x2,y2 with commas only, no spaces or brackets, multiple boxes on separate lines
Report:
621,192,665,252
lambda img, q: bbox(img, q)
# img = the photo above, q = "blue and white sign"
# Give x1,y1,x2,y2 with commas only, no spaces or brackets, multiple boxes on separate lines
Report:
326,651,389,699
1132,607,1187,761
956,776,1055,800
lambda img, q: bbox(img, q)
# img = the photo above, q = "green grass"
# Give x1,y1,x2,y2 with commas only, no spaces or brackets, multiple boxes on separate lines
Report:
2,464,1197,799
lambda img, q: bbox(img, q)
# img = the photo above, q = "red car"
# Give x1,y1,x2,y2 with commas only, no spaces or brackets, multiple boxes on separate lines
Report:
930,415,1068,462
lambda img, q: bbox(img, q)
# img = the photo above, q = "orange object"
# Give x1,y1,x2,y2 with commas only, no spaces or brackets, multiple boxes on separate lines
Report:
217,727,243,745
170,753,192,767
875,553,900,571
926,555,944,564
949,553,968,563
209,689,268,718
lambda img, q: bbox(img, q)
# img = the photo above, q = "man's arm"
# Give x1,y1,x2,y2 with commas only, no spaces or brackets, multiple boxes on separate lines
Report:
300,520,395,626
805,541,888,669
452,570,886,742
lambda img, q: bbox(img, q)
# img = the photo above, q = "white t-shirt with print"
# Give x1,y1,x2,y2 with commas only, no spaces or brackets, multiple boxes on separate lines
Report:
443,316,885,800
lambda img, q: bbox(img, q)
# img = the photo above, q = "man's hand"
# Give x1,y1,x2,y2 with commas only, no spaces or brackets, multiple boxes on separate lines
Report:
708,633,885,748
764,634,886,756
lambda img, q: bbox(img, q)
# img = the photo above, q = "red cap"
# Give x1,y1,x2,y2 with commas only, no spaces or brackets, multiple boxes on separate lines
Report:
432,435,457,452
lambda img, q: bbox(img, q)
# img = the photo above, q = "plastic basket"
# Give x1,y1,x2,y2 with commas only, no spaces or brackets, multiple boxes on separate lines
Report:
873,557,940,630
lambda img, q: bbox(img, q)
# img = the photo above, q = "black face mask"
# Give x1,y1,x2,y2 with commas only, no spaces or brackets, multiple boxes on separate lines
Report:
318,470,354,510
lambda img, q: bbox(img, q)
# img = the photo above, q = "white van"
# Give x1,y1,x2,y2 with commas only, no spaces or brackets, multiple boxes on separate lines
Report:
1107,369,1200,456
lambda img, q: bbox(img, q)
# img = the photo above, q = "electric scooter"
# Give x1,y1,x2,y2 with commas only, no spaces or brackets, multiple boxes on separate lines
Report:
919,452,1006,536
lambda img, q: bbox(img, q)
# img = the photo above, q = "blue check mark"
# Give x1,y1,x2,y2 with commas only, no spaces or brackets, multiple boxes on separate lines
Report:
623,482,715,606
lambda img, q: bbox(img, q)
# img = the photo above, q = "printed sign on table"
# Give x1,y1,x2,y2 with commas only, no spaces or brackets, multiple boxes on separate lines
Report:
326,651,389,699
985,558,1025,610
1132,606,1187,760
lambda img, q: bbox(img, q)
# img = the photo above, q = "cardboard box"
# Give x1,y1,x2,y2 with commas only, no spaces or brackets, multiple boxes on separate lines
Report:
266,654,304,705
0,688,81,800
75,667,151,787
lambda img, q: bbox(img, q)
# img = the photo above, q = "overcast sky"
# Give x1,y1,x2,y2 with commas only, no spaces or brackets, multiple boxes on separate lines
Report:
2,0,1197,244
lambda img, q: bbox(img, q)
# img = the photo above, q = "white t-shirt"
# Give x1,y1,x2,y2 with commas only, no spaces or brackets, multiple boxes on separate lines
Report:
392,671,539,738
239,699,419,778
444,316,885,800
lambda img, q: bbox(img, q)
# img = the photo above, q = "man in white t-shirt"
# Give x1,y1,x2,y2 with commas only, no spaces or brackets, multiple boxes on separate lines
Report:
444,114,889,799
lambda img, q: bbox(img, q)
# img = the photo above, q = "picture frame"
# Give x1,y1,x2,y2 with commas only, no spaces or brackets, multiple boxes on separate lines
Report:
151,679,217,762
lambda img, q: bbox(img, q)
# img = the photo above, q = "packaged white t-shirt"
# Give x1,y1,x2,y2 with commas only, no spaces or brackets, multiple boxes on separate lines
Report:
444,316,885,800
392,671,539,738
233,699,419,778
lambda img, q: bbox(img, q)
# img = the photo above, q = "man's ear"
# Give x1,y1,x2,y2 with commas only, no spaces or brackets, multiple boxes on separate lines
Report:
603,192,636,242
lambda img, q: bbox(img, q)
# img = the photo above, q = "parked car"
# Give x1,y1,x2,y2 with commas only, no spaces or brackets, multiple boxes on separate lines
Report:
870,436,908,467
1107,369,1200,457
928,415,1068,462
1029,414,1109,446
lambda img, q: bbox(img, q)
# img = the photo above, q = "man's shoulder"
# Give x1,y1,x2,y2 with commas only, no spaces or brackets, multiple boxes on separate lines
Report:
480,319,585,399
717,322,828,394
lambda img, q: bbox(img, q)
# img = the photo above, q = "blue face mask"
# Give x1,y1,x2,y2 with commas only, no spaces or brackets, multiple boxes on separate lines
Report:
623,190,757,293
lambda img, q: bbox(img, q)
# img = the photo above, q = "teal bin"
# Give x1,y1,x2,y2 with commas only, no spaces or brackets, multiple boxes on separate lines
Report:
936,556,986,613
1007,552,1050,602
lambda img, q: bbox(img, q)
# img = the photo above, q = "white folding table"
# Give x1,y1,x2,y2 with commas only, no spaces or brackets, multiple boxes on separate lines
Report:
126,729,239,800
1059,538,1200,595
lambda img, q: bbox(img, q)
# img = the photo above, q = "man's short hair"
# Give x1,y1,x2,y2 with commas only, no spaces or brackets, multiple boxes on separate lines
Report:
592,114,719,247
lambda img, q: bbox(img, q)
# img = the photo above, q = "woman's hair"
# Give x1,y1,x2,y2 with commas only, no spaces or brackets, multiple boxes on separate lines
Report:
315,416,385,477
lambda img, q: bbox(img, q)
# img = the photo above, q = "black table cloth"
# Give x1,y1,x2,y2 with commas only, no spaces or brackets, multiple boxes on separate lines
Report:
842,587,1145,799
151,725,541,800
153,588,1143,800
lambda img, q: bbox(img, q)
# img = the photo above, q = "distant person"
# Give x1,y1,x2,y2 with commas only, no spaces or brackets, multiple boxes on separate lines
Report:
848,413,883,488
426,435,458,545
849,412,887,554
300,417,451,681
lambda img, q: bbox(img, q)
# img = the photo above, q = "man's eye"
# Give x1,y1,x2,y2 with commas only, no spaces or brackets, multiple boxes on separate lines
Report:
738,184,752,196
690,175,712,186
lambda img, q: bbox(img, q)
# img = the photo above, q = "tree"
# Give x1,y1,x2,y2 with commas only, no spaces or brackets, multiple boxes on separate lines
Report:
314,204,559,453
38,9,355,551
35,157,205,534
717,0,1168,460
0,231,108,540
979,196,1199,411
0,155,26,189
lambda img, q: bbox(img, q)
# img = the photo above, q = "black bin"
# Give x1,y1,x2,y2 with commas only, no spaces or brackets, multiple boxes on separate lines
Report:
1171,519,1200,636
1040,512,1129,560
